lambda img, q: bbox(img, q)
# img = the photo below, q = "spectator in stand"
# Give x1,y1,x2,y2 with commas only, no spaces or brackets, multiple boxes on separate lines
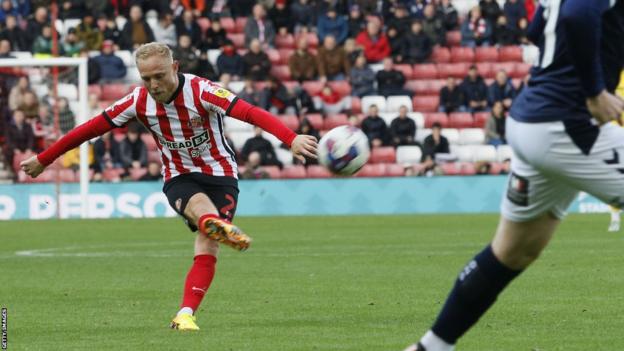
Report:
294,118,320,165
356,18,391,63
387,4,411,40
376,57,413,97
4,109,34,167
259,76,297,115
350,54,376,98
56,97,75,134
240,151,269,179
461,5,491,47
485,101,506,146
139,161,163,181
290,0,316,33
74,14,103,51
288,37,317,82
25,7,48,50
488,70,516,109
386,27,404,63
504,0,527,30
93,40,127,82
180,0,205,17
439,77,467,113
201,20,228,50
361,104,388,147
347,4,365,38
343,38,363,65
120,124,147,171
242,38,271,81
174,9,201,49
79,48,102,84
61,28,85,57
0,0,18,22
493,15,517,46
420,122,450,174
241,127,282,168
152,11,177,48
317,7,348,45
268,0,293,35
92,131,122,174
8,77,32,111
422,4,446,46
174,34,201,76
197,51,218,81
237,79,260,106
59,0,86,19
461,65,489,112
216,40,244,80
317,35,350,82
32,24,54,57
313,83,350,115
18,91,39,119
244,4,276,48
119,5,155,51
0,39,12,58
402,20,433,64
102,16,121,45
479,0,502,25
352,0,377,15
0,15,28,51
516,17,530,44
438,0,459,31
390,105,417,147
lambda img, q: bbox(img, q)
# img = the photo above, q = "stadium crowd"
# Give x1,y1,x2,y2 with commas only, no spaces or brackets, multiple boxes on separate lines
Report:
0,0,537,183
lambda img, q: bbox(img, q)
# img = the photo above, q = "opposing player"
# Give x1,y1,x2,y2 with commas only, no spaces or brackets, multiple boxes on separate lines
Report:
405,1,624,350
20,43,318,331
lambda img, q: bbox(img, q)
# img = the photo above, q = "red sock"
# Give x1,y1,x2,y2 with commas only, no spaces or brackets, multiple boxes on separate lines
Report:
181,254,217,311
197,214,222,235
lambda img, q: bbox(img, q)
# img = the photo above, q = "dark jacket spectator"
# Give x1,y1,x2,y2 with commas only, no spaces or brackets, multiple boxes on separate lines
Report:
61,28,84,57
488,70,516,109
259,77,297,114
244,4,276,48
350,55,376,98
93,40,127,81
317,8,348,45
32,25,53,56
422,4,446,46
241,127,282,167
439,0,459,30
120,127,147,169
422,123,450,162
386,27,404,62
268,0,293,34
201,21,228,50
347,4,366,38
390,106,417,147
216,42,244,79
288,38,318,82
316,35,351,80
361,105,388,147
7,110,34,154
387,5,412,38
376,58,412,97
242,39,271,81
102,16,121,45
504,0,527,29
439,77,466,113
237,79,261,106
59,0,86,19
290,0,316,30
0,15,28,51
93,132,122,172
479,0,502,25
461,6,492,47
493,15,518,45
119,5,155,50
25,6,48,49
461,66,489,112
485,101,507,145
174,35,201,76
402,20,433,64
174,10,202,49
355,20,391,63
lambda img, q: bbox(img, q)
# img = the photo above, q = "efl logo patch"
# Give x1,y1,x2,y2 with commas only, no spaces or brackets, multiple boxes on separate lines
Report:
507,172,529,207
213,88,231,98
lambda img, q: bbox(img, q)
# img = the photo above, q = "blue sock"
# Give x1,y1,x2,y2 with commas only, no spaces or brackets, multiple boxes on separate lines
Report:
431,245,522,344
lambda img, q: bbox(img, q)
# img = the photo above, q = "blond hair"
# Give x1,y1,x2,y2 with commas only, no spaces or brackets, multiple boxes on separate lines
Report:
134,42,173,63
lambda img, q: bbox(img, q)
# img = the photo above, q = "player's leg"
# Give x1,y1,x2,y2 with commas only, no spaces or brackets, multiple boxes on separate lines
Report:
608,206,621,232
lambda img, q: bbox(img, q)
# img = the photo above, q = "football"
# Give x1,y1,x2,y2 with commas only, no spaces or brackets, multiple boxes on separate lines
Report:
317,126,370,176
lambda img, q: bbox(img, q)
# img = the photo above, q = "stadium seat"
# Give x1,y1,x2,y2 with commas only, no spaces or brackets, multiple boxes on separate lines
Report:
350,96,361,113
437,63,469,79
18,169,54,183
266,48,281,64
424,112,449,128
281,165,306,178
275,33,295,48
473,112,489,128
475,47,499,62
355,164,386,177
302,81,324,96
491,62,517,77
323,114,349,130
512,63,532,79
278,48,294,64
449,112,474,128
234,17,247,33
440,163,461,176
270,65,291,81
196,17,211,33
306,165,332,178
379,112,396,126
116,50,135,67
497,144,514,162
459,128,486,145
226,33,245,48
396,145,423,164
459,162,477,175
451,47,475,63
88,85,102,98
220,17,235,32
446,31,461,46
361,95,387,113
141,134,158,152
262,166,282,179
101,83,130,101
148,150,161,163
406,80,444,96
441,128,460,144
473,145,498,162
328,81,352,96
279,115,300,131
275,148,293,166
499,46,523,62
129,168,147,180
430,46,451,63
226,116,254,132
412,64,438,79
412,96,439,112
305,113,324,130
387,95,413,112
385,163,406,177
476,62,494,79
408,112,425,128
304,32,319,48
394,64,413,79
58,83,78,101
415,128,432,144
370,147,396,164
453,145,476,162
102,168,124,182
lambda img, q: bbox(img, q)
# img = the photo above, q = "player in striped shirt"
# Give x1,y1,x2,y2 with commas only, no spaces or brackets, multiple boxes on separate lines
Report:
20,42,318,331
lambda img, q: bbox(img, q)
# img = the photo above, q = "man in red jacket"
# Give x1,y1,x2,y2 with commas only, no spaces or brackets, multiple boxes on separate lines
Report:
355,17,391,63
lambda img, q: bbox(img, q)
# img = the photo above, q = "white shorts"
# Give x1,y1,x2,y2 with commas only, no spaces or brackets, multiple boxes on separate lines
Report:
501,118,624,222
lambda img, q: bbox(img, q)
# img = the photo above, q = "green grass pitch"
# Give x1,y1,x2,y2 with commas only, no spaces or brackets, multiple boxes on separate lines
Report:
1,214,623,350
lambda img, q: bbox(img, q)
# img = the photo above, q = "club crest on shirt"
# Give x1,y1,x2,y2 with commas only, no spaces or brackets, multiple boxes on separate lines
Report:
188,115,204,128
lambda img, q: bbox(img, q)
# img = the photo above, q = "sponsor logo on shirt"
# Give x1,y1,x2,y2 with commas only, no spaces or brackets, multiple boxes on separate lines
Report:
158,131,210,150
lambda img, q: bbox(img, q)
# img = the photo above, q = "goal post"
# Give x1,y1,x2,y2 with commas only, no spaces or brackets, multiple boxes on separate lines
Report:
0,57,90,218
